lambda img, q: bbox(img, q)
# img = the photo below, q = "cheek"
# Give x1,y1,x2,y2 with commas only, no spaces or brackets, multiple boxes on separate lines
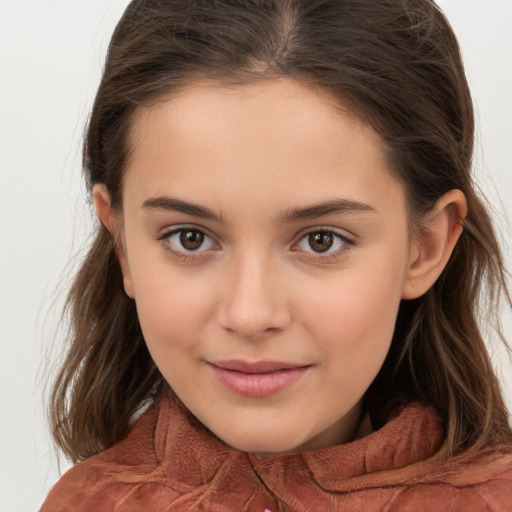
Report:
299,255,406,370
130,266,215,352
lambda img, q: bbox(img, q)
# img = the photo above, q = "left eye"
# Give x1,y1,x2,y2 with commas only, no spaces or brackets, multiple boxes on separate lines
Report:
166,229,216,252
297,230,349,253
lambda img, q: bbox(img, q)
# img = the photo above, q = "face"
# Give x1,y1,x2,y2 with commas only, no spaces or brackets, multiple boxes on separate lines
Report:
112,79,418,457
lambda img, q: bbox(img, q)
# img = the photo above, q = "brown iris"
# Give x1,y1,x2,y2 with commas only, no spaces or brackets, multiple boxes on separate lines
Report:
308,231,334,252
180,230,204,250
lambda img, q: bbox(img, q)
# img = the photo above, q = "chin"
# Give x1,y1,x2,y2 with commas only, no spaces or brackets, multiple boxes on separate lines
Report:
219,428,308,457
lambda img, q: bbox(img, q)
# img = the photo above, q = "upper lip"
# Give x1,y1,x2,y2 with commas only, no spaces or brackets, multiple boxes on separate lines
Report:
208,360,309,374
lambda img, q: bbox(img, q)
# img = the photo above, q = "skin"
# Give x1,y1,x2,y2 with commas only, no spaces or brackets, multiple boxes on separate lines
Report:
94,79,466,458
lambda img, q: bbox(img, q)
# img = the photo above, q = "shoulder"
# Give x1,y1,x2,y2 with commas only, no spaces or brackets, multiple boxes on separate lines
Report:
389,479,512,512
40,402,174,512
391,446,512,512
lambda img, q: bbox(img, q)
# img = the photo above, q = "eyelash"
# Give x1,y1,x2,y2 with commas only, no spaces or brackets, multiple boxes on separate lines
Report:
157,226,354,262
157,226,219,261
293,228,354,262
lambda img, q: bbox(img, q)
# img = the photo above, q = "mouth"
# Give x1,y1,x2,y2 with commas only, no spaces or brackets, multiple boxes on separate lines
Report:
207,360,311,398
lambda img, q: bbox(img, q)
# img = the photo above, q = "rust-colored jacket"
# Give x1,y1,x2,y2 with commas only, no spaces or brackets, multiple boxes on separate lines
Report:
42,397,512,511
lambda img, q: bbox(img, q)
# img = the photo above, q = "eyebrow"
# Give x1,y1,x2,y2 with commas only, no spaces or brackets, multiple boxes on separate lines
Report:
141,196,375,223
142,196,223,222
279,199,376,223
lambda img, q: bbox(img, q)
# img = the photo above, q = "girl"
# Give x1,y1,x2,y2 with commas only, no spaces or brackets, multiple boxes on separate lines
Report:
42,0,512,510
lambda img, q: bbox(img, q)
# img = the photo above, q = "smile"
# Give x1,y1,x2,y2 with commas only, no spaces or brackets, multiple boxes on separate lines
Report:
207,360,311,398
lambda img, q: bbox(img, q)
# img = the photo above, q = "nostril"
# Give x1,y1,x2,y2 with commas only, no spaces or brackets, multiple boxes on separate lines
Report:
216,261,292,338
218,303,291,340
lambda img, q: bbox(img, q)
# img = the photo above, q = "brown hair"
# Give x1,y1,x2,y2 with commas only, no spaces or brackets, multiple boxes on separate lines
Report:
50,0,512,462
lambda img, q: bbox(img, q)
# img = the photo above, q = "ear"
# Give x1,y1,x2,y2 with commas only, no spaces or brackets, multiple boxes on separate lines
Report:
92,184,135,298
402,189,467,300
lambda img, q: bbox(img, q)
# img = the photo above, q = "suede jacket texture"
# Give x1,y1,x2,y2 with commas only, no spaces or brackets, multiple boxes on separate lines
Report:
42,396,512,511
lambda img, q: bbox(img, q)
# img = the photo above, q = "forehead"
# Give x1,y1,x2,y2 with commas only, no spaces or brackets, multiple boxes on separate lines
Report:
123,78,405,218
129,78,384,160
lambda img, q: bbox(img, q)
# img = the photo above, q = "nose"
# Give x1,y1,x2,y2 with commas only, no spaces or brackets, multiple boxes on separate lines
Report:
217,252,292,340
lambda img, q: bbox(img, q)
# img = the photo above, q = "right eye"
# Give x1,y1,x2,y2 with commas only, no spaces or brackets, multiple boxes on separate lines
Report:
160,227,218,257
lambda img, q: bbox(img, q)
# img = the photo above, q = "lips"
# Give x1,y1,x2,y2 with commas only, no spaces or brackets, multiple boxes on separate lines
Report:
207,360,310,397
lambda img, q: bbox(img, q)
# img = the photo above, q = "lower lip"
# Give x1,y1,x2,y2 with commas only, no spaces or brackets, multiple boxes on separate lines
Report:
208,364,309,398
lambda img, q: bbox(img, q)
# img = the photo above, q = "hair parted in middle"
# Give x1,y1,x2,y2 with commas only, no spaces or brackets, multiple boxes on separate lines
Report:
49,0,512,463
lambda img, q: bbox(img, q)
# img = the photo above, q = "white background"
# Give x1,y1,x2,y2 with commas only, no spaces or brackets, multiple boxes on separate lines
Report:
0,1,511,510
